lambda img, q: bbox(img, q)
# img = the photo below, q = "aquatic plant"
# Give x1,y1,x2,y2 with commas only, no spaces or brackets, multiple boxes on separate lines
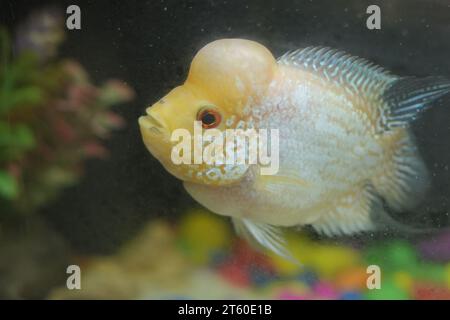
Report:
0,10,134,216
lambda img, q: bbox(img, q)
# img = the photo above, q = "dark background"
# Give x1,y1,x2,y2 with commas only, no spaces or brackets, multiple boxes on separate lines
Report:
1,0,450,254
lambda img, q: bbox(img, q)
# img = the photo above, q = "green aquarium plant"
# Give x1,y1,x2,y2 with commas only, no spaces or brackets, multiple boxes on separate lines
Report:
0,10,134,216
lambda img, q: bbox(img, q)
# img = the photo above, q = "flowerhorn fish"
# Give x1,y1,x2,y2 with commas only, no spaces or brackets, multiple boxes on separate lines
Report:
139,39,450,259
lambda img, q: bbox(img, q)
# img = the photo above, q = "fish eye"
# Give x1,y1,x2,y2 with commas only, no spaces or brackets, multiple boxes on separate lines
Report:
197,108,221,129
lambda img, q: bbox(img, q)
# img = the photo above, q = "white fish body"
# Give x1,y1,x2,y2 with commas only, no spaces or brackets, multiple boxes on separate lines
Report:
139,40,450,259
184,47,446,256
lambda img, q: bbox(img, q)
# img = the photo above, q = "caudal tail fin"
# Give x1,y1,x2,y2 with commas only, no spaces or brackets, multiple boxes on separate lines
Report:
372,76,450,230
381,76,450,130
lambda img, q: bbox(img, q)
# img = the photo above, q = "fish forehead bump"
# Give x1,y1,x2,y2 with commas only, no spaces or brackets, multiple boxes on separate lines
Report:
189,39,276,79
187,39,277,111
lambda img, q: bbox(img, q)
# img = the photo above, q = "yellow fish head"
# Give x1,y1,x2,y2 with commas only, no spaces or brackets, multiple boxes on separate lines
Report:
139,39,277,185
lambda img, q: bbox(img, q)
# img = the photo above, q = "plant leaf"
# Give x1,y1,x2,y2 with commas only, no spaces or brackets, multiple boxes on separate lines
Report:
0,170,18,199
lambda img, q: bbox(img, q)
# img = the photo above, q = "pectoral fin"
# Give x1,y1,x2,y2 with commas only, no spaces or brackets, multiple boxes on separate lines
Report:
253,171,310,195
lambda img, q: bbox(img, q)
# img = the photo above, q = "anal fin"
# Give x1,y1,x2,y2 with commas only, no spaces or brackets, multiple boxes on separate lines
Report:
372,131,429,212
310,185,379,236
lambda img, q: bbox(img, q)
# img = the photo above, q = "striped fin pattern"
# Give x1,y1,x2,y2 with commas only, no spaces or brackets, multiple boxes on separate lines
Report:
278,46,397,98
232,217,299,264
381,76,450,129
278,46,450,131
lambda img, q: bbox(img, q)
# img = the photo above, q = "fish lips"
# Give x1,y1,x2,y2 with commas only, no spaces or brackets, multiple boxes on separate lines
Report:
138,112,172,160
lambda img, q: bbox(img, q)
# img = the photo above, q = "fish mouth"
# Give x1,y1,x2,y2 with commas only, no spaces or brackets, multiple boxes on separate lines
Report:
138,110,165,135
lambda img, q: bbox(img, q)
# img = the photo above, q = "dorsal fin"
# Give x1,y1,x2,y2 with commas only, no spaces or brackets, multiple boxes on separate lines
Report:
278,46,397,97
278,47,450,131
